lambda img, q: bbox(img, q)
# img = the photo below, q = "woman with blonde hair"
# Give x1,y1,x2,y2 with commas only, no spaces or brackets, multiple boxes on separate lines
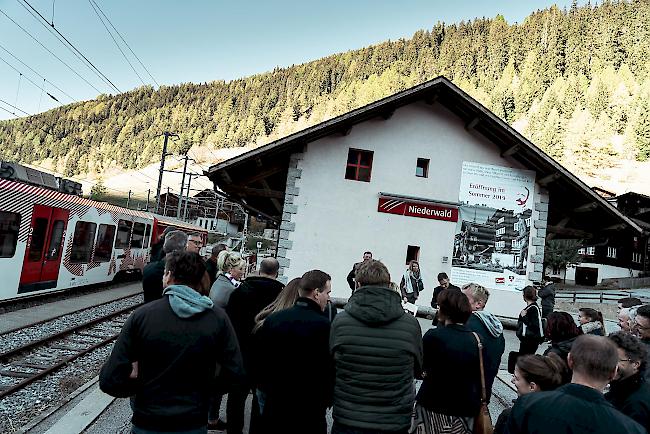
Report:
253,277,301,332
209,250,245,308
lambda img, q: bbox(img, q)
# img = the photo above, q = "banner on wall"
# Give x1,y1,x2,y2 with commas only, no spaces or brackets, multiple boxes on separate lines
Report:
451,162,536,292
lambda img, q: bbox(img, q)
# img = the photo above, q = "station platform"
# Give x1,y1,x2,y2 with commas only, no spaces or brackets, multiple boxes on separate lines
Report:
19,317,520,434
0,282,142,334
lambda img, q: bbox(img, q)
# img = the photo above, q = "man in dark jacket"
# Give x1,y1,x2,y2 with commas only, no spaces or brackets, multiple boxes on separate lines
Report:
331,259,423,434
505,335,646,434
606,331,650,432
100,251,244,434
430,272,460,308
462,283,505,403
225,257,284,434
537,276,556,318
256,269,333,434
142,230,187,303
346,251,372,293
633,305,650,381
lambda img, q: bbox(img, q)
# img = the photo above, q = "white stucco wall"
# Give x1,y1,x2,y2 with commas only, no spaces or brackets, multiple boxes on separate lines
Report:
282,101,544,318
565,263,640,284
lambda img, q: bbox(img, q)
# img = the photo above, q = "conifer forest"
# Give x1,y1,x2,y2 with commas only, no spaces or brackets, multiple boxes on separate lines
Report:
1,0,649,181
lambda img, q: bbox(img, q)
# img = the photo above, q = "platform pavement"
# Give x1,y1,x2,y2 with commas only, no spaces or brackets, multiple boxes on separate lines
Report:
45,316,521,434
0,282,142,335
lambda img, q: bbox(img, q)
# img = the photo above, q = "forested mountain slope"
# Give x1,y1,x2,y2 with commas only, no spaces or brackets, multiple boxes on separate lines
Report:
1,0,649,184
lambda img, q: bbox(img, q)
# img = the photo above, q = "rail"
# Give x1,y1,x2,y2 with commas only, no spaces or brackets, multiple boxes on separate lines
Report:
556,290,650,304
0,303,139,399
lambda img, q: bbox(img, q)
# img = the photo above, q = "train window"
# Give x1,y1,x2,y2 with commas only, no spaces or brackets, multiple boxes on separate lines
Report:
28,218,49,262
0,211,21,258
131,223,146,248
143,224,151,248
45,220,65,260
115,220,132,249
70,221,97,263
94,224,116,262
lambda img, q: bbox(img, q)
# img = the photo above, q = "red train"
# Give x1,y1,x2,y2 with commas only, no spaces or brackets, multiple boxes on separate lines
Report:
0,174,207,302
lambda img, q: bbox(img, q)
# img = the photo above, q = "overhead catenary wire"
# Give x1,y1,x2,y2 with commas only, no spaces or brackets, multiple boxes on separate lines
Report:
0,54,62,103
0,7,102,94
16,0,122,94
0,42,76,102
87,0,146,87
89,0,159,87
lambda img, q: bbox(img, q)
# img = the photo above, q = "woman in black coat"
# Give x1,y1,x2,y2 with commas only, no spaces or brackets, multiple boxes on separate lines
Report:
516,286,544,355
413,288,481,433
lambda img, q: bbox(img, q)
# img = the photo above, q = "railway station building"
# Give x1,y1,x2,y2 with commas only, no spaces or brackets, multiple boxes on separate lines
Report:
206,76,645,318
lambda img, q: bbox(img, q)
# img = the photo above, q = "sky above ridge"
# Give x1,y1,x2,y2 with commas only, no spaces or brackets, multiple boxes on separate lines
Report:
0,0,581,121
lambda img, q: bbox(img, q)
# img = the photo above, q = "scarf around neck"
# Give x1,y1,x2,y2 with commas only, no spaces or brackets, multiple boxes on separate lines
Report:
164,284,213,318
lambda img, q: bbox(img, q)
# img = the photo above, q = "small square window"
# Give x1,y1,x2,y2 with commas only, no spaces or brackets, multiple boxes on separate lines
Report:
345,149,373,182
406,245,420,265
416,158,429,178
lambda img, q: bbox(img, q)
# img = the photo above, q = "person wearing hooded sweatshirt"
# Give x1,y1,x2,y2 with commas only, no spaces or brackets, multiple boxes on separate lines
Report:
99,251,244,434
461,283,505,403
330,259,423,434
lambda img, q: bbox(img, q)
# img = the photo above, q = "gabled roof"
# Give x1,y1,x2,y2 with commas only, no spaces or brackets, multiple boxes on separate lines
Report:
206,76,644,237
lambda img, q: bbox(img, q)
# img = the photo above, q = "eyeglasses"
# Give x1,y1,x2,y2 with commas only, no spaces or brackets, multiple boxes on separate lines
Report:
189,240,203,246
619,358,632,363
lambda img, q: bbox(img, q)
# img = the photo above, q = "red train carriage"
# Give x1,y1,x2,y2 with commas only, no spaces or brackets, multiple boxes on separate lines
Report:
0,178,207,302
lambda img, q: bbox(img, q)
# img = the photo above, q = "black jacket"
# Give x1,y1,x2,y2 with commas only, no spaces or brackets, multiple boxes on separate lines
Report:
605,373,650,432
205,257,218,286
149,240,164,262
346,262,362,291
142,259,165,303
417,323,482,417
465,312,505,402
517,303,543,343
225,275,284,378
544,336,577,364
255,297,332,434
430,284,460,308
330,285,423,431
99,297,244,432
537,283,556,318
505,383,646,434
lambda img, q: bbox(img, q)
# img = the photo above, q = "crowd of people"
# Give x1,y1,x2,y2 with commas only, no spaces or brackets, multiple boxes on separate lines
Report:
99,234,650,434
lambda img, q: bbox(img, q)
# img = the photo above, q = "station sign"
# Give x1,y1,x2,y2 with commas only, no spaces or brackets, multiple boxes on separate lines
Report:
377,197,458,222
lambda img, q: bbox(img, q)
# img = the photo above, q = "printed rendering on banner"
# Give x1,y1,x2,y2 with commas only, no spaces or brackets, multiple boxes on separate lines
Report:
451,162,535,292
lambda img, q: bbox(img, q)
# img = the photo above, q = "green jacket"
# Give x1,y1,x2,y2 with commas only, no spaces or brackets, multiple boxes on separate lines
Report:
330,285,423,431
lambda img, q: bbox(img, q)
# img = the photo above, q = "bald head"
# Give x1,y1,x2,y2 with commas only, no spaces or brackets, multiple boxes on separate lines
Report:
568,335,618,383
259,257,280,278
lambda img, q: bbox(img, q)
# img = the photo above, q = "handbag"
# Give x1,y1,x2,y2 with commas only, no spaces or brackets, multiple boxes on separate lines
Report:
507,351,519,374
471,332,494,434
409,402,472,434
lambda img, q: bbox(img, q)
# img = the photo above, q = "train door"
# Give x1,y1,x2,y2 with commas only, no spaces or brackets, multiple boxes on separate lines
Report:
19,205,69,293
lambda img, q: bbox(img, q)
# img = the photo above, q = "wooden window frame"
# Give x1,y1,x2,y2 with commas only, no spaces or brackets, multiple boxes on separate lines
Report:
345,148,373,182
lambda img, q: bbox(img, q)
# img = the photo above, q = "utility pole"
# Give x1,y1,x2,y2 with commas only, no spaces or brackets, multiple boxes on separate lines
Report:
176,154,189,219
156,132,177,213
163,187,169,216
145,189,150,212
126,190,132,209
183,174,194,221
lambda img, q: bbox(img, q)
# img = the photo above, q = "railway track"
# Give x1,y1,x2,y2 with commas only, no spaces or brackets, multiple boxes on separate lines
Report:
0,302,139,400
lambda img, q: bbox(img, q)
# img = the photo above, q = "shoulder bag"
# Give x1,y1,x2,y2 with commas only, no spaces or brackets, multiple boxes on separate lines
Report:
471,332,494,434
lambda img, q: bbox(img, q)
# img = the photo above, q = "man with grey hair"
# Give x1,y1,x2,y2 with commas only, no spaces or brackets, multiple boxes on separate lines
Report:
461,282,505,402
506,335,645,434
143,230,188,303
